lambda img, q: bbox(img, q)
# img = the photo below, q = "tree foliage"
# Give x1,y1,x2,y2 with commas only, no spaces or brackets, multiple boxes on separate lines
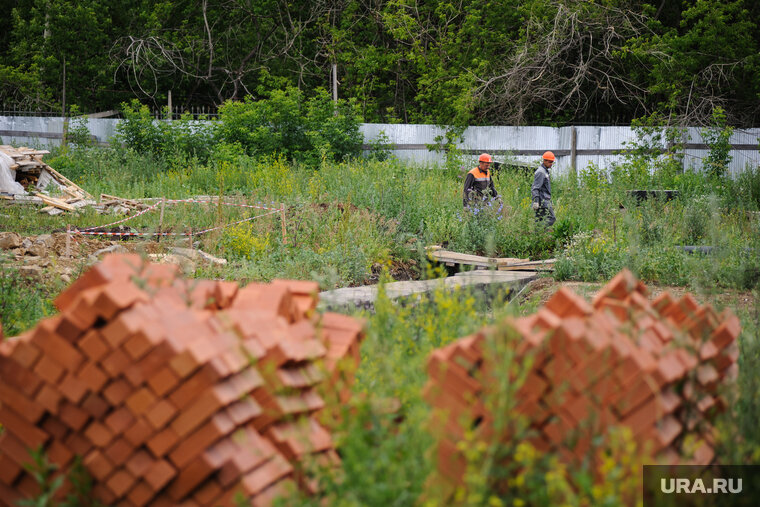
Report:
1,0,759,126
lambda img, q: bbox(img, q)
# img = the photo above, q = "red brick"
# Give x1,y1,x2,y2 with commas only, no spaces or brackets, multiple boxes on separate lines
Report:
0,354,44,397
101,311,143,349
95,282,147,320
123,324,165,361
126,450,156,478
713,342,739,372
55,311,91,342
126,388,158,417
167,441,233,501
17,473,42,499
226,397,262,425
168,412,235,469
105,406,136,434
8,337,41,369
105,436,134,465
81,392,110,419
101,347,132,377
127,480,155,506
651,291,675,315
252,479,296,507
697,364,720,390
30,320,84,370
83,449,115,481
653,352,687,386
610,375,657,416
545,287,593,318
92,482,118,506
31,383,60,416
105,469,137,499
166,367,219,410
711,313,741,349
145,399,178,430
240,455,293,496
78,329,110,362
143,459,176,492
59,401,90,431
212,280,239,309
124,418,154,447
147,427,180,458
0,404,49,449
34,353,66,384
124,340,182,387
592,269,637,305
41,416,69,440
54,254,142,311
147,367,180,397
104,378,133,406
0,453,22,485
64,432,93,457
47,440,74,469
59,372,90,404
193,480,223,505
140,262,180,288
218,429,278,487
0,431,38,471
85,420,115,447
78,361,109,391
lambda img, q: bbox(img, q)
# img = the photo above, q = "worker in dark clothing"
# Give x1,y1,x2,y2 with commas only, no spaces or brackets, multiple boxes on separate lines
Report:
532,151,556,226
463,153,499,208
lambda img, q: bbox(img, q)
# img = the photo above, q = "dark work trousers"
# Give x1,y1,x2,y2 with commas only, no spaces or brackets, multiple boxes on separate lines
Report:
535,203,556,226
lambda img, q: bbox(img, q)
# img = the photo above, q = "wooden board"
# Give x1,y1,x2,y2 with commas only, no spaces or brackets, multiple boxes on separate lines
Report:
427,249,529,268
33,193,76,211
498,259,556,271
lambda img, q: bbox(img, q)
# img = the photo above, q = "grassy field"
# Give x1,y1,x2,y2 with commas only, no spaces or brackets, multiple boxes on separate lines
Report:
1,140,760,505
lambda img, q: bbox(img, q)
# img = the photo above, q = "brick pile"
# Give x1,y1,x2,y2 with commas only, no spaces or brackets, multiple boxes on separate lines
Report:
0,254,364,506
424,269,740,483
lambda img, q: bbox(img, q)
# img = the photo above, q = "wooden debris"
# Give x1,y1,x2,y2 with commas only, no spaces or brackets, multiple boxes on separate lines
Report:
0,145,93,213
498,258,556,272
427,248,531,269
33,193,76,212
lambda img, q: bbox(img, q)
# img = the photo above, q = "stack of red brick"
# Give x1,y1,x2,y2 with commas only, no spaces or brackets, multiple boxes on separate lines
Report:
0,254,364,506
425,268,740,483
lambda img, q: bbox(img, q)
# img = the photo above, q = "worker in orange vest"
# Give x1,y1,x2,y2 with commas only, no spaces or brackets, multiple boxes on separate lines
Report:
463,153,499,208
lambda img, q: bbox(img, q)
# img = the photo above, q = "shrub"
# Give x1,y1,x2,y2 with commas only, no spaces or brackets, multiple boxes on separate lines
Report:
113,100,215,162
215,87,363,165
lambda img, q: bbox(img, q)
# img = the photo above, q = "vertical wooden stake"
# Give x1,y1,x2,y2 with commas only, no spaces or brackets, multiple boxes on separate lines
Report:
281,202,287,245
189,228,193,250
65,224,71,258
613,212,617,244
157,198,166,243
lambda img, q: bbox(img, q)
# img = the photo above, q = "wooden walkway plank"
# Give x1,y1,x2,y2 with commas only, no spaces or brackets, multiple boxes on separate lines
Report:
319,271,537,311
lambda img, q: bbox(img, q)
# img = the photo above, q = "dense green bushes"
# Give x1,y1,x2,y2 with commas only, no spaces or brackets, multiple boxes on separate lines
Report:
113,88,363,166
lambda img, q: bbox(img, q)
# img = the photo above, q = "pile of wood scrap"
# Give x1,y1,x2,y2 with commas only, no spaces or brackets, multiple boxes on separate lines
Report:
0,146,95,214
426,246,555,271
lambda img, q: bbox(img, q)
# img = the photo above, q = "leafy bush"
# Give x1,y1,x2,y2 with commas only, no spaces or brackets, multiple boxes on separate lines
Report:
113,100,215,162
702,107,733,178
215,87,363,165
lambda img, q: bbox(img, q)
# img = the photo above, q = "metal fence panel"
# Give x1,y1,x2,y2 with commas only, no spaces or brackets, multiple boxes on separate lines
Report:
0,117,756,176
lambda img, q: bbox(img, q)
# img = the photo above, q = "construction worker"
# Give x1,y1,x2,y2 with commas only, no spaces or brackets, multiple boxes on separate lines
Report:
532,151,556,226
463,153,499,208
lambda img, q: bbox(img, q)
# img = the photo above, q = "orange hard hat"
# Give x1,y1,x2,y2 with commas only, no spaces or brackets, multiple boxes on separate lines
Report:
479,153,493,163
542,151,555,161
